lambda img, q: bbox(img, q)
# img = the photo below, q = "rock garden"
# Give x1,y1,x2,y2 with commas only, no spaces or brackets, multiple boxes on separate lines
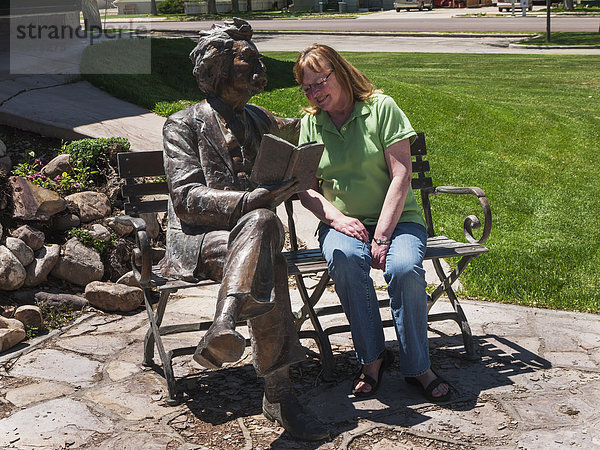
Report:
0,125,163,354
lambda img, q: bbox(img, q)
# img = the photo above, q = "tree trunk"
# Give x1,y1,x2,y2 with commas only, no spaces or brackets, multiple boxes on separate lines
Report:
563,0,574,9
247,0,253,11
208,0,218,13
81,0,101,31
232,0,240,12
151,0,158,15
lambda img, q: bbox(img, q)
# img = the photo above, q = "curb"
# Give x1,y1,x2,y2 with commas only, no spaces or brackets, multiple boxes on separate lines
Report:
510,43,600,48
128,28,535,39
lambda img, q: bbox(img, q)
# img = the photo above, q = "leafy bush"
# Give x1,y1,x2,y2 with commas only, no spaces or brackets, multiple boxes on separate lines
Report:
60,137,130,168
38,302,75,330
68,228,116,256
158,0,185,14
11,151,93,194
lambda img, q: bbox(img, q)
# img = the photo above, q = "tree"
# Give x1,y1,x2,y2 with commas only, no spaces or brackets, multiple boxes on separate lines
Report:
563,0,574,10
82,0,101,31
151,0,158,15
208,0,217,13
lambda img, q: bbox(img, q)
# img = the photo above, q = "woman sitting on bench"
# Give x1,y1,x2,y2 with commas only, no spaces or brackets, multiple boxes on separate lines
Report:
293,44,451,402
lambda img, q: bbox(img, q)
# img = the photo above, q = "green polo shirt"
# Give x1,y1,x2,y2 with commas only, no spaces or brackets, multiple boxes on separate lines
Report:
299,93,425,228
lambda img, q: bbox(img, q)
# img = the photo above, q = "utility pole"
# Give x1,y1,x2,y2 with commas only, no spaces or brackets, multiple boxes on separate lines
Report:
546,0,551,42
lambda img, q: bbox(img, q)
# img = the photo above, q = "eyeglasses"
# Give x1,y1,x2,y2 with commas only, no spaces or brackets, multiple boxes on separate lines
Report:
299,71,334,95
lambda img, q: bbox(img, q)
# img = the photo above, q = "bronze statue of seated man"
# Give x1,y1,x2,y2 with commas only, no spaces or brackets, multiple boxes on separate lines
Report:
159,18,328,441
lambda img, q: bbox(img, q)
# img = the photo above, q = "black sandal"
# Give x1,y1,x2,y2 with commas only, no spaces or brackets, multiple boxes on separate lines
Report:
351,349,394,398
405,371,451,403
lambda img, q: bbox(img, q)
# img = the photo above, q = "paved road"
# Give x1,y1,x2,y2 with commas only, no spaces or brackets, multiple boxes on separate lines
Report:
252,32,600,53
100,7,600,55
105,8,600,33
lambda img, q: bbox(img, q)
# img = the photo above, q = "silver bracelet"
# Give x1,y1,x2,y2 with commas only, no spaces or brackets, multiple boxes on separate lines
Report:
373,238,392,246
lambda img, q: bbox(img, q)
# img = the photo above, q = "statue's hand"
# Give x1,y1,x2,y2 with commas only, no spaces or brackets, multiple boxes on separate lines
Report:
245,178,299,212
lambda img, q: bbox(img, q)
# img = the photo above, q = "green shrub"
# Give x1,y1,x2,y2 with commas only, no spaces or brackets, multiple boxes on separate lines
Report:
11,150,93,194
38,302,75,330
158,0,184,14
25,325,40,340
60,137,130,168
68,228,116,256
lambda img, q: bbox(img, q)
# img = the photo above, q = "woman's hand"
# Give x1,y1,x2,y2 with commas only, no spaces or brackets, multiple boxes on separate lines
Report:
370,240,389,270
330,215,369,242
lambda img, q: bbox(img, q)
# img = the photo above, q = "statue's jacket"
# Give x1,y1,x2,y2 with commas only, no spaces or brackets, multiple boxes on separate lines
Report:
160,100,299,280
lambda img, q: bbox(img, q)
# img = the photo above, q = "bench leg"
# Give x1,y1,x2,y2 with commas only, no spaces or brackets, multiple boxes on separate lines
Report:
429,257,479,360
293,272,336,380
142,289,181,404
143,289,169,366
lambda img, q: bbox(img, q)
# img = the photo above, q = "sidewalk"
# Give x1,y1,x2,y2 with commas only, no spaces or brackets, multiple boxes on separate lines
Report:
1,281,599,448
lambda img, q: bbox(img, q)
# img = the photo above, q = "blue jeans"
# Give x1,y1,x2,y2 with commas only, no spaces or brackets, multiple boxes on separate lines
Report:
318,221,430,377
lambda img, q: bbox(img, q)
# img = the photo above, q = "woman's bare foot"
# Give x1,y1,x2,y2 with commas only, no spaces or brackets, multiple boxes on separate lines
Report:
353,358,383,394
416,369,449,398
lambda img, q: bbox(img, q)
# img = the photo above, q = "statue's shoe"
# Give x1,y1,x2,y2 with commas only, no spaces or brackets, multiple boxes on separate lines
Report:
193,328,245,369
263,392,330,441
237,294,276,321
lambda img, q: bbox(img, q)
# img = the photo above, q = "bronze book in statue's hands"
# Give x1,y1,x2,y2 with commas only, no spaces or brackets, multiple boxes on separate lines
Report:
251,134,325,192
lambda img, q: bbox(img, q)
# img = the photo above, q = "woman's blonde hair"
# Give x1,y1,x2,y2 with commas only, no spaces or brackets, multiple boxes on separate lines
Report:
293,44,381,114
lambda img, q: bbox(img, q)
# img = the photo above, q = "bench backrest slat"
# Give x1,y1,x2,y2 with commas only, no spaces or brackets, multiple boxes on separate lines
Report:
121,182,169,198
118,151,165,178
117,131,434,218
123,199,169,216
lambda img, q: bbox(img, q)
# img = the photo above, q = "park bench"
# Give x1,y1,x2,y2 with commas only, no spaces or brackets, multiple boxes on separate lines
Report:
122,4,136,14
116,132,491,405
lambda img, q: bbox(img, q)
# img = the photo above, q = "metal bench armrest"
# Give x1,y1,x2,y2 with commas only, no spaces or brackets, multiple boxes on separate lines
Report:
431,185,492,245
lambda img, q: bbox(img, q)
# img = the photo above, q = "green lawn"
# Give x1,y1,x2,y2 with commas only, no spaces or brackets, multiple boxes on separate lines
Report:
82,39,600,313
519,32,600,46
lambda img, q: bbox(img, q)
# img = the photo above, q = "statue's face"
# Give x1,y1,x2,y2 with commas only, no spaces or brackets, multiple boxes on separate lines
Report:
228,40,268,99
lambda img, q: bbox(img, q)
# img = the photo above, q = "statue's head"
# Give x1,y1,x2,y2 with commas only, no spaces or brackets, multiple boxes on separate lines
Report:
190,18,267,99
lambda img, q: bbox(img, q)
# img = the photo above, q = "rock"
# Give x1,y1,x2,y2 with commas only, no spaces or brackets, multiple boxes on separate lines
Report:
116,271,141,288
11,225,45,251
0,155,11,174
50,212,81,232
0,316,26,352
105,216,133,237
5,237,35,267
152,247,166,264
84,281,143,313
140,213,160,240
40,153,72,179
1,306,15,318
14,305,43,329
35,291,88,311
0,139,6,157
24,244,61,288
10,176,66,221
105,239,133,282
51,238,104,287
0,245,26,291
11,289,37,305
0,222,3,241
89,224,111,242
65,191,111,223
